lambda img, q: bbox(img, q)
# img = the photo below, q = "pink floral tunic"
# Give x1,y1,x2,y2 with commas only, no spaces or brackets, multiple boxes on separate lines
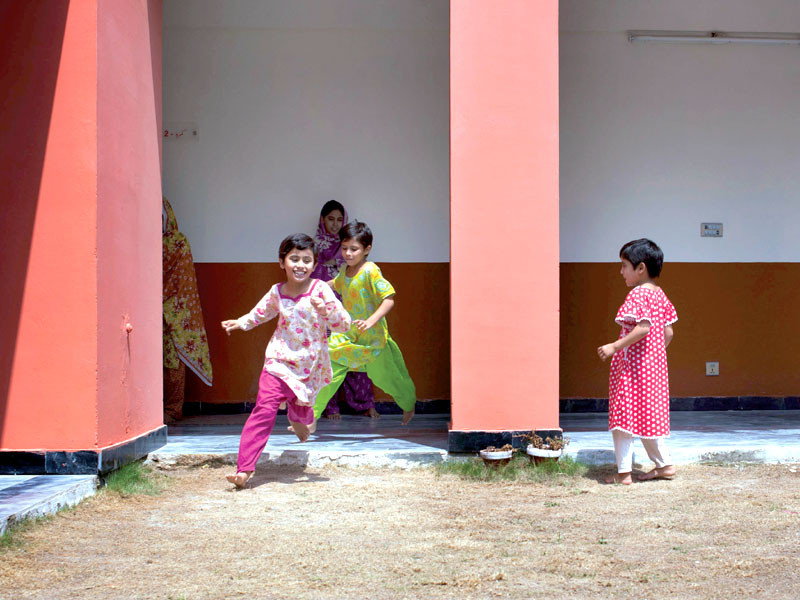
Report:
609,286,678,438
236,280,351,406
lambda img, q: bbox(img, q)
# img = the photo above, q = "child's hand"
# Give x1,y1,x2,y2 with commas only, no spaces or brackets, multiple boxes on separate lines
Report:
597,343,616,361
310,296,329,317
353,319,372,332
221,319,241,335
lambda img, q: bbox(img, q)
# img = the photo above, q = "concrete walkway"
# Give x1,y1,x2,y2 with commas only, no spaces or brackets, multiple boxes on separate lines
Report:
0,475,98,535
151,410,800,467
564,410,800,465
3,410,799,534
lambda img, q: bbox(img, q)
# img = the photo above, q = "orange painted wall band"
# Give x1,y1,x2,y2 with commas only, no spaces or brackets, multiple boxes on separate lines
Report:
189,262,800,406
561,263,800,398
186,263,451,405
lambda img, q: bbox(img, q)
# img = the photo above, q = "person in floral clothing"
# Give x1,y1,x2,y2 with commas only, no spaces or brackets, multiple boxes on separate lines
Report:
162,197,212,422
311,200,379,420
221,233,350,488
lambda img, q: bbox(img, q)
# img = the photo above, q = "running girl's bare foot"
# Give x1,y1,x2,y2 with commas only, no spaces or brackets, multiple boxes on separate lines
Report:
288,420,310,442
286,419,317,434
637,465,677,481
401,409,414,426
225,471,253,489
365,407,380,419
324,413,341,420
604,472,633,485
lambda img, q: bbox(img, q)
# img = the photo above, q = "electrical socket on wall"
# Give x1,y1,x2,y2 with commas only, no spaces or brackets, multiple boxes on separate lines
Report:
706,361,720,376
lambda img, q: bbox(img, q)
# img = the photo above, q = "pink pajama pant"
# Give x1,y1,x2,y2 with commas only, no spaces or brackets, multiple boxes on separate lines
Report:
236,370,314,472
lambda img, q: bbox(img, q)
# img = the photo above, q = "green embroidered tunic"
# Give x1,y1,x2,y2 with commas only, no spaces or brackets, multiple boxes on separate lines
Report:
328,261,395,370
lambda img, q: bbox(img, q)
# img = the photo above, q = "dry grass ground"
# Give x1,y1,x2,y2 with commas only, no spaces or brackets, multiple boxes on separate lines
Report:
0,461,798,599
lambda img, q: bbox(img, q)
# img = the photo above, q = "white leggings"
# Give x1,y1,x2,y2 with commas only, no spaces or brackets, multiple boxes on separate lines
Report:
612,430,672,473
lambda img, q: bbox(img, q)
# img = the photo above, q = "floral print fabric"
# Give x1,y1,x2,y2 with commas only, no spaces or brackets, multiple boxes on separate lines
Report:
162,198,213,385
236,280,351,406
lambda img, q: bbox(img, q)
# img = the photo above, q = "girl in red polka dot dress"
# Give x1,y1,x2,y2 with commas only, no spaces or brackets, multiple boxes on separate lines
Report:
597,239,678,485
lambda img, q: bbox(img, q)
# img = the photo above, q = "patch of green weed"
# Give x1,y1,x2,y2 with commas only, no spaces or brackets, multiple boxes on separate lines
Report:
102,460,167,497
434,453,587,483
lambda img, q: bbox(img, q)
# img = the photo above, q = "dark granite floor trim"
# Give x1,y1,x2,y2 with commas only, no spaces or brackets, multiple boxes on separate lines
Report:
0,452,46,475
561,396,800,413
185,397,799,417
448,429,563,453
0,426,168,475
98,426,168,474
184,399,451,416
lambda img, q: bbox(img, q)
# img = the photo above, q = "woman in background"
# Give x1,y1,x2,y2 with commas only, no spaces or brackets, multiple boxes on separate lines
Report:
312,200,379,419
162,197,213,422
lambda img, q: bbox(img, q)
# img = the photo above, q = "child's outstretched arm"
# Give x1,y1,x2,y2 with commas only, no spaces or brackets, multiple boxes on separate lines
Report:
221,319,243,335
597,320,651,361
354,295,395,333
222,288,280,335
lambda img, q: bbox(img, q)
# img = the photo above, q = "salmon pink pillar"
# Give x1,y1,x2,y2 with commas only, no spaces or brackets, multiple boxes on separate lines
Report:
0,1,164,474
449,1,560,451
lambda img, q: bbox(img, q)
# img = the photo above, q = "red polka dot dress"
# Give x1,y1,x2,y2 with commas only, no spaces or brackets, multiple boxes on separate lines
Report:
608,286,678,439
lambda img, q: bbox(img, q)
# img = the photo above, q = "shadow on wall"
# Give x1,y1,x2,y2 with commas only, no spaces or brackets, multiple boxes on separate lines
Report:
0,3,70,439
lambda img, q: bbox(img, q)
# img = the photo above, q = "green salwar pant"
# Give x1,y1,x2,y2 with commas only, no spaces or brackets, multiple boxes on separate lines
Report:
314,339,417,419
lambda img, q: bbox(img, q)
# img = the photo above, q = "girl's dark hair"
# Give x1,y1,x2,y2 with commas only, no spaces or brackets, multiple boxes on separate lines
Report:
339,220,372,247
279,233,317,263
320,199,345,218
620,238,663,278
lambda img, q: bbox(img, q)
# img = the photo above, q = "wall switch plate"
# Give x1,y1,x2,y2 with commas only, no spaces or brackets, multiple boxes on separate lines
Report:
701,223,723,237
706,361,720,376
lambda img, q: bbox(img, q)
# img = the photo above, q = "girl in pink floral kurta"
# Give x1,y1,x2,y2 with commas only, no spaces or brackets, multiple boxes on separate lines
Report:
598,239,678,485
221,234,350,488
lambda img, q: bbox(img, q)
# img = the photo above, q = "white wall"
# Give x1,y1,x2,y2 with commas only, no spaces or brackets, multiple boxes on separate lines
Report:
162,0,449,263
560,0,800,262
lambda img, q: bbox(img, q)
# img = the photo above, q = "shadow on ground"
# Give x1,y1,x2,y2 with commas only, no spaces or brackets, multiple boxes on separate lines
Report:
225,465,331,491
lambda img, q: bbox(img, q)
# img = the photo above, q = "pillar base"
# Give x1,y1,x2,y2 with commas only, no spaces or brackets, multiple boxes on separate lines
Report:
448,428,562,453
0,425,167,475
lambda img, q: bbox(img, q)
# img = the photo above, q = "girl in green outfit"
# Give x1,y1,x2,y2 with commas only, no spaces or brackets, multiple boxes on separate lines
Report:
313,220,416,425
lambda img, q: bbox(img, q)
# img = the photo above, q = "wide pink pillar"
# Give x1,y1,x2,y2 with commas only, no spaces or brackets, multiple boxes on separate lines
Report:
449,1,560,451
0,1,164,474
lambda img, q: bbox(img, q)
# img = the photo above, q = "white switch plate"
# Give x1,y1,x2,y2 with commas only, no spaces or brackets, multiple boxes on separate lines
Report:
701,223,723,237
706,361,719,376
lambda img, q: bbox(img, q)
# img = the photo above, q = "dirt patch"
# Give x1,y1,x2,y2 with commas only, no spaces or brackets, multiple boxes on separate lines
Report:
1,463,799,599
